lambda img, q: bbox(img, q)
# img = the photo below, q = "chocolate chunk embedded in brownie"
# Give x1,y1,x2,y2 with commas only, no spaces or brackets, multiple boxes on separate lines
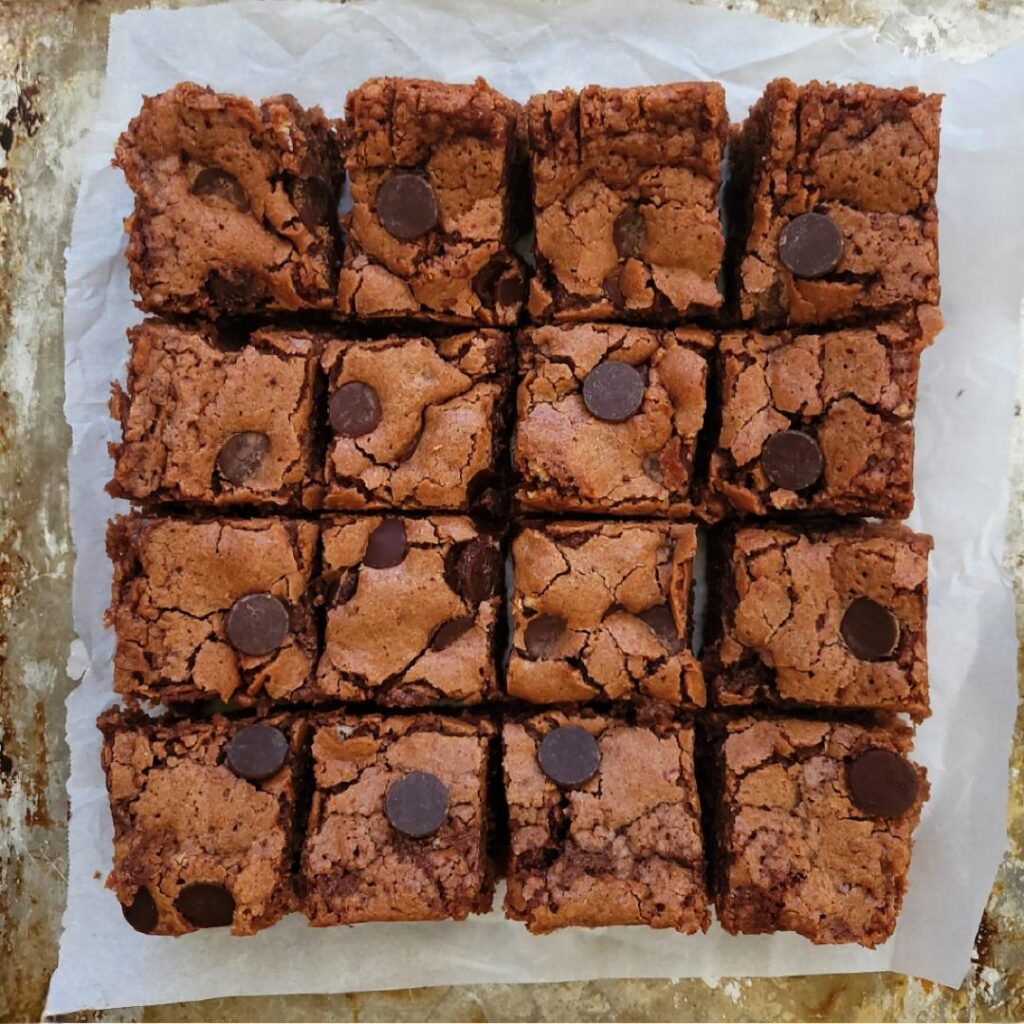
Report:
107,515,319,706
727,78,941,327
100,708,306,936
712,715,929,946
504,710,709,933
301,713,496,924
526,83,727,323
115,82,342,316
513,322,714,517
508,520,704,706
337,77,525,326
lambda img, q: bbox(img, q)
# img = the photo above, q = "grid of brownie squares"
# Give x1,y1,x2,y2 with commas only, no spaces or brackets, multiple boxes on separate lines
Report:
100,74,940,946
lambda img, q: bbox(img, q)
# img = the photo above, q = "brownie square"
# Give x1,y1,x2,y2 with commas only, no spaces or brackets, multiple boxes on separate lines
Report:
322,330,512,513
712,715,929,946
526,83,727,323
728,78,941,327
503,711,709,933
705,523,932,720
108,320,324,510
115,82,342,316
313,515,502,706
337,77,525,326
301,713,496,924
708,308,940,518
508,520,704,706
514,323,714,517
107,515,319,707
100,708,306,936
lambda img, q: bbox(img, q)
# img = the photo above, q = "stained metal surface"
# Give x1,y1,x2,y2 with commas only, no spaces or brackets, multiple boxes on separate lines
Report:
0,0,1022,1020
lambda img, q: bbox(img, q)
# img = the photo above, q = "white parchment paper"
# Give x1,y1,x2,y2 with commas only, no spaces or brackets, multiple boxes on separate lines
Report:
49,0,1024,1013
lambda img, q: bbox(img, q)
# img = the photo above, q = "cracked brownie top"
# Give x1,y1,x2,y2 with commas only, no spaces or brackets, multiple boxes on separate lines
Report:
707,523,932,720
301,713,495,924
314,515,503,706
322,330,512,514
513,322,714,517
508,520,704,707
714,715,928,947
503,711,709,933
709,307,941,518
337,77,525,326
115,82,342,316
526,83,727,323
729,78,941,327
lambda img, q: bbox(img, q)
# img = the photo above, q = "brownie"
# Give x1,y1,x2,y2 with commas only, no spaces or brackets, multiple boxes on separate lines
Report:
728,78,941,327
337,77,525,325
712,715,929,946
526,84,727,323
100,708,306,936
508,520,704,706
301,713,496,924
107,515,319,706
705,523,932,720
503,711,709,933
513,323,714,517
322,330,512,513
115,82,342,316
708,307,941,518
313,515,502,706
108,320,323,510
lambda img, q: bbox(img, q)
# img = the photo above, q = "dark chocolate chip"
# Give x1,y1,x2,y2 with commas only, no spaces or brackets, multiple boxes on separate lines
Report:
637,605,682,655
174,882,235,929
537,726,600,789
225,593,289,656
295,176,333,231
376,173,439,241
472,256,525,309
191,168,249,211
524,614,566,660
329,381,381,437
613,205,646,259
761,429,824,491
602,272,624,307
778,212,844,279
841,597,900,661
225,723,289,782
385,771,449,838
847,748,920,818
216,431,270,486
328,570,359,607
430,615,475,652
448,538,502,605
121,887,158,934
206,268,266,309
582,361,645,423
364,519,407,569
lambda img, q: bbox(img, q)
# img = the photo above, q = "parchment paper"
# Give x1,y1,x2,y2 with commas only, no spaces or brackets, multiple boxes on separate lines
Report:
48,0,1024,1013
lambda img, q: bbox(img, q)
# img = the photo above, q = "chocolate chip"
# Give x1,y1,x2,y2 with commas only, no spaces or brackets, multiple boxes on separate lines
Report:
121,887,158,934
191,168,249,211
225,593,289,656
841,597,900,661
385,771,449,838
225,724,289,781
637,605,682,655
295,176,333,231
848,748,920,818
472,256,525,309
376,173,439,241
613,205,646,259
328,570,359,607
447,538,502,605
524,614,565,660
216,431,269,485
537,726,600,789
430,615,475,651
206,268,266,309
329,381,381,437
778,212,844,279
761,429,824,491
364,519,407,569
602,272,624,307
174,882,235,929
582,361,645,422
